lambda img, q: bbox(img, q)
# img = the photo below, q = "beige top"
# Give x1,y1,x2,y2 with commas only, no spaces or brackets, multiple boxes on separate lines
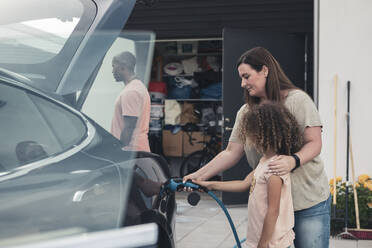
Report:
229,89,329,211
244,158,294,248
111,79,151,152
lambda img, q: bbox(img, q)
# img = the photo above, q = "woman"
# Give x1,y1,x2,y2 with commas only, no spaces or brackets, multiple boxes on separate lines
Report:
184,47,330,248
195,101,303,248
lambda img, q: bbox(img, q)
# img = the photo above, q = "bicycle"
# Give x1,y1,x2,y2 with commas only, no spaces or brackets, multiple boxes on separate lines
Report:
179,123,222,179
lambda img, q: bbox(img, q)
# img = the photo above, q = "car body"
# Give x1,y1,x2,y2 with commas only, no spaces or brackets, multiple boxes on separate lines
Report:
0,0,176,247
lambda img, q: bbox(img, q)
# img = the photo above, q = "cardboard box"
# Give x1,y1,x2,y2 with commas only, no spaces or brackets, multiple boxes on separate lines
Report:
162,130,183,157
180,102,199,125
183,131,206,155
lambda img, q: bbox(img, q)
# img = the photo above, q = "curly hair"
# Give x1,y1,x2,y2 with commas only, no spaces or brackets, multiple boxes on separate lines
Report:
239,101,303,155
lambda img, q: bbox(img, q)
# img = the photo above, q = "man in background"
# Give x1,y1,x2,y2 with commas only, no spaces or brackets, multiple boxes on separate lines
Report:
111,51,151,152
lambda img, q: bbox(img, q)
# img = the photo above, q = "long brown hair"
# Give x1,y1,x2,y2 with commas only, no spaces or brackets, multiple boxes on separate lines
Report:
239,101,303,155
236,47,297,107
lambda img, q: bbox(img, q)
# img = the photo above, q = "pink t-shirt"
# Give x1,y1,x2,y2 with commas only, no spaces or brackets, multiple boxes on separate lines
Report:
111,79,151,152
243,157,295,248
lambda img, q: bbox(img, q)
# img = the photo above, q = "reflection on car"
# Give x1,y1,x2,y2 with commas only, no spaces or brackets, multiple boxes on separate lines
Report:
0,0,176,247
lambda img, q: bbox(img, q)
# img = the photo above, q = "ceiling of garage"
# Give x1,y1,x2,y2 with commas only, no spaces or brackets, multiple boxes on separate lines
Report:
125,0,314,39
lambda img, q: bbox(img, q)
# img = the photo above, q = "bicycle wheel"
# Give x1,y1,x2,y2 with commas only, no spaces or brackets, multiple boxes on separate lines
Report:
179,150,214,178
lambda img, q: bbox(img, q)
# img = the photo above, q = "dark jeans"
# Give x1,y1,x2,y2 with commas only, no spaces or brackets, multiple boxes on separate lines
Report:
293,195,331,248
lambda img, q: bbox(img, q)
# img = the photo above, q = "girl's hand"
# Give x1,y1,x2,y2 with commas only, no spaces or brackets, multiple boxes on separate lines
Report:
267,155,295,176
192,179,213,191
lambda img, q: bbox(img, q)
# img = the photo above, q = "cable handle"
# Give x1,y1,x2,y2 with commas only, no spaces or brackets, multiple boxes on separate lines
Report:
163,178,208,192
184,179,210,192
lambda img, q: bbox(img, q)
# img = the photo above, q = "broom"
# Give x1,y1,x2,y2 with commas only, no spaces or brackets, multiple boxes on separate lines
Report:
331,75,344,236
345,81,372,239
349,133,360,230
332,75,338,216
337,80,357,239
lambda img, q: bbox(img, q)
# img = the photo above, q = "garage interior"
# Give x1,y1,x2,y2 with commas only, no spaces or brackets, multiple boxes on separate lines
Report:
124,0,314,204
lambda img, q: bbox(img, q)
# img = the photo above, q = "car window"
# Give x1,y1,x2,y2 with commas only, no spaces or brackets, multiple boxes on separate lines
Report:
81,31,155,132
0,0,96,93
80,37,136,131
0,82,87,171
0,0,84,64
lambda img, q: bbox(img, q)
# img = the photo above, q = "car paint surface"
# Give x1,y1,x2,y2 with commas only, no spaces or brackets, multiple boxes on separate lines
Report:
0,0,176,247
0,77,175,247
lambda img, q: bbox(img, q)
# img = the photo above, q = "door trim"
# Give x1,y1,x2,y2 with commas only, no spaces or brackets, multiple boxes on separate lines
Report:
313,0,319,107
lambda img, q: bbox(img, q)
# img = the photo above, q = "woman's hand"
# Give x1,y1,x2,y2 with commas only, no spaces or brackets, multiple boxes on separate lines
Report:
183,171,203,183
183,172,204,192
267,155,295,176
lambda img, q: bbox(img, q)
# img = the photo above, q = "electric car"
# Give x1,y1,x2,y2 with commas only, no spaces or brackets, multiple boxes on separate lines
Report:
0,0,175,247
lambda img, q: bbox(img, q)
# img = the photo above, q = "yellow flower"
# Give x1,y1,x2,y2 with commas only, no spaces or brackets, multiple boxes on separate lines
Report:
330,187,334,196
363,182,372,189
336,176,342,182
367,183,372,191
358,174,370,184
354,182,360,188
329,179,334,186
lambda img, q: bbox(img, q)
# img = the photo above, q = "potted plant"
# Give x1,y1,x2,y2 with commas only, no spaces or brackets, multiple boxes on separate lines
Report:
330,174,372,238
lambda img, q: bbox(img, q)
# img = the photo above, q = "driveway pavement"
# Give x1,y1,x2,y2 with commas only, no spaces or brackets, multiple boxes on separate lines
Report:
175,192,372,248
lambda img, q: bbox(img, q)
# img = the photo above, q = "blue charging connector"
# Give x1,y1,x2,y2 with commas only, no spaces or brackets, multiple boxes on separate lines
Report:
161,178,245,248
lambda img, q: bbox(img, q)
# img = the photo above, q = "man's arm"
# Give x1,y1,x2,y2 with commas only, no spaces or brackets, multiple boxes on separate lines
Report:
120,115,138,147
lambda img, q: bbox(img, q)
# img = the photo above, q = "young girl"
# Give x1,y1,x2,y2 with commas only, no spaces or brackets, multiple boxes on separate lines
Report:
194,101,303,248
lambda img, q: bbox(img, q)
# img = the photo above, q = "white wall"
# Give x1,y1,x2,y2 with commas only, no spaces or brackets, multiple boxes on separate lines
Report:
319,0,372,181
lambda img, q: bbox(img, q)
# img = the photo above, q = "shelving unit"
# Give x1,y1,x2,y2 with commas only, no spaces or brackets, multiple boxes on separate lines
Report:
148,38,223,161
162,74,193,77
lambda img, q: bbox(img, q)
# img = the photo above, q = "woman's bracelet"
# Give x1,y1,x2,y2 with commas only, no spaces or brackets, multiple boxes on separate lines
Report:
291,154,301,172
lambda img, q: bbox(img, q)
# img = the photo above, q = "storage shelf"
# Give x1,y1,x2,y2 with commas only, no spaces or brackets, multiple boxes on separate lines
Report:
163,74,193,77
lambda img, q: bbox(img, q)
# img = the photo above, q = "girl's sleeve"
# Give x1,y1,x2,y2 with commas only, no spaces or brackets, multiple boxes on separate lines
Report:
263,172,290,185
